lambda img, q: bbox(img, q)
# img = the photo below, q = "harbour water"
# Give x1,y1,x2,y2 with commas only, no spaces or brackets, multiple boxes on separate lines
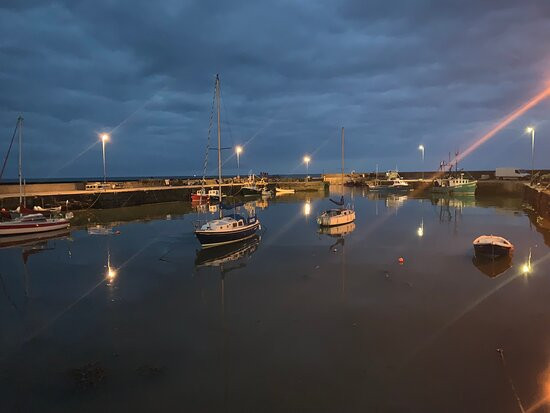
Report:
1,188,549,412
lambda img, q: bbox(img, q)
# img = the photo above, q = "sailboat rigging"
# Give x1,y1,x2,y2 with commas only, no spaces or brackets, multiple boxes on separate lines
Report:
0,116,70,236
317,127,356,227
194,75,260,247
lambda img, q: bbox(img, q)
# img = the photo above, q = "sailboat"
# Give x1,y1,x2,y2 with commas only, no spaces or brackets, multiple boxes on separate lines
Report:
0,116,70,236
194,75,260,248
316,127,356,227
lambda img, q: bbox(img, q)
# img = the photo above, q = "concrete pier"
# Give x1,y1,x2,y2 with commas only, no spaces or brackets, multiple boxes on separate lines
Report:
0,179,328,210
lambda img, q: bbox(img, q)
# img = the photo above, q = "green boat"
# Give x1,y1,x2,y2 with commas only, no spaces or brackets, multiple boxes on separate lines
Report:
432,174,477,195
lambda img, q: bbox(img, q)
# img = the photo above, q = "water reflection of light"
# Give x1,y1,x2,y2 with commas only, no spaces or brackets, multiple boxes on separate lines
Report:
417,219,424,237
522,249,533,275
303,200,311,216
107,266,117,280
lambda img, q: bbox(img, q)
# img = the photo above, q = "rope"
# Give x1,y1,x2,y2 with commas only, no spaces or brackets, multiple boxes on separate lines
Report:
0,120,19,181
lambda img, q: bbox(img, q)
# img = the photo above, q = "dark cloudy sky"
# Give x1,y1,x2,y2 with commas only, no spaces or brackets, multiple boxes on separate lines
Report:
1,0,550,179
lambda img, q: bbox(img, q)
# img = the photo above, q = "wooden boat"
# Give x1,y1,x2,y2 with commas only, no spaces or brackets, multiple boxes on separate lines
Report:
194,75,260,247
317,208,355,227
473,235,514,258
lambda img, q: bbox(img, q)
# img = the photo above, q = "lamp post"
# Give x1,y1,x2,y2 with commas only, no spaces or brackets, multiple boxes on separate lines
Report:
100,133,109,184
418,144,425,180
303,155,311,180
235,145,243,179
526,127,535,179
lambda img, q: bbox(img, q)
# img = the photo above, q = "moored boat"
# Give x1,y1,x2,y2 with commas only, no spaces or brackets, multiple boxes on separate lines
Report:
432,173,477,195
473,235,514,258
195,214,260,248
317,208,355,227
194,75,260,247
0,213,69,236
275,187,295,194
0,116,70,237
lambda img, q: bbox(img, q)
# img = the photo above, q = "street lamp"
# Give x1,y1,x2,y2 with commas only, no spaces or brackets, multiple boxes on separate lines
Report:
235,145,243,179
303,155,311,179
525,127,535,179
100,133,109,184
418,145,425,180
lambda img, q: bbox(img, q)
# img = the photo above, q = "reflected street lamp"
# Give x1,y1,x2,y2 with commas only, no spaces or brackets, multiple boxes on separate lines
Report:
100,133,109,184
235,145,243,179
418,145,425,180
525,127,535,179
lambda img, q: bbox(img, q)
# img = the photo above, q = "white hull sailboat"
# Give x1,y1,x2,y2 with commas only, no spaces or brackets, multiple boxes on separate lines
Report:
0,116,70,237
317,127,355,227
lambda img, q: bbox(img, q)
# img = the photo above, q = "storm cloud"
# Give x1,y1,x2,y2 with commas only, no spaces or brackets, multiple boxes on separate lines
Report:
1,0,550,178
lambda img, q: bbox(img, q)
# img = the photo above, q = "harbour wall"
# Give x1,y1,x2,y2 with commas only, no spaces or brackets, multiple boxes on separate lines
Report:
0,180,328,210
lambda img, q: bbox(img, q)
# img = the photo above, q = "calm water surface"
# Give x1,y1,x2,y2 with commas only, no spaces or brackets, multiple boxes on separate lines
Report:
1,189,550,412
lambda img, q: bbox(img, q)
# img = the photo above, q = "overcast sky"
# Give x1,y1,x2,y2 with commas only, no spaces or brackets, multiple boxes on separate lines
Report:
1,0,550,179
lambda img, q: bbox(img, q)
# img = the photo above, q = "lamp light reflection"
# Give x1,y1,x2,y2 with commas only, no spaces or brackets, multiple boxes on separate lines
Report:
417,221,424,237
303,200,311,216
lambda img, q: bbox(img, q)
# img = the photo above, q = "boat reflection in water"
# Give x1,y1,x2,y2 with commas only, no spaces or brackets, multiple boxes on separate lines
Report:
472,255,513,278
0,228,70,251
318,221,356,238
195,234,261,270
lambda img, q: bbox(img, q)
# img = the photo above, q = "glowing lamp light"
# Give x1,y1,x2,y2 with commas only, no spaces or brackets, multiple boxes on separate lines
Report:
235,145,243,154
417,226,424,237
303,155,311,164
521,263,532,275
101,133,110,142
418,144,424,151
526,126,534,133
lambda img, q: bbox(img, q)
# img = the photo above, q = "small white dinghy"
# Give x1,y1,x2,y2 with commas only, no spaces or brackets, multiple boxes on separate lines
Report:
473,235,514,258
275,187,295,194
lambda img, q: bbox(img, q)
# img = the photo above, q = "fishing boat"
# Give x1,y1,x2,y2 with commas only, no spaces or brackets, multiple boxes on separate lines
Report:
241,174,264,196
317,128,356,227
432,173,477,194
241,184,262,196
432,153,477,195
191,188,209,202
369,171,409,191
473,235,514,258
194,75,260,248
0,116,70,236
275,187,295,194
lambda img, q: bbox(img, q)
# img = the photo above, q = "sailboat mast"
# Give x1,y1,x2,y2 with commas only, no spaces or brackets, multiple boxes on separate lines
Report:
18,115,23,207
216,75,222,218
341,127,344,186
